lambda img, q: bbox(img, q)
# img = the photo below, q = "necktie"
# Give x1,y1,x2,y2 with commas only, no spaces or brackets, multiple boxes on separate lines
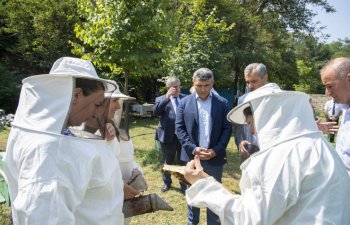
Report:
332,101,335,115
174,97,179,107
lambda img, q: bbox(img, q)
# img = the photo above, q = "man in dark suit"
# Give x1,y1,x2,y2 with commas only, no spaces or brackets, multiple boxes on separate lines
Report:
176,68,232,225
153,76,187,192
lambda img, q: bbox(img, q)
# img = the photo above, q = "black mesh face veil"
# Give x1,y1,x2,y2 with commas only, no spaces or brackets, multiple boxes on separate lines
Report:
82,97,112,139
112,99,130,141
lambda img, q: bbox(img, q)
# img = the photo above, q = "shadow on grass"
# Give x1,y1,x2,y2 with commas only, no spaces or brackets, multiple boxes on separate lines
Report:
130,117,159,129
224,149,241,180
134,147,163,171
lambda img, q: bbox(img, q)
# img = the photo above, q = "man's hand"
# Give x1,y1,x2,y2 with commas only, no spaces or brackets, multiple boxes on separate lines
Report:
124,181,140,200
199,149,216,160
239,140,251,158
166,87,178,99
316,119,339,134
184,155,209,185
105,122,116,141
194,147,216,160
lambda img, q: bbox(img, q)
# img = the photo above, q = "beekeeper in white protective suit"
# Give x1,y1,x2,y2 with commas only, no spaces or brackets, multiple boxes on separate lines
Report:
183,83,350,225
3,57,125,225
83,86,148,199
105,88,148,225
108,90,148,193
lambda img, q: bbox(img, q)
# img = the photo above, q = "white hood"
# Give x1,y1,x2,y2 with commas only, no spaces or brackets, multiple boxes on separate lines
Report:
13,75,73,134
228,84,319,151
13,57,116,135
4,57,124,225
187,84,350,225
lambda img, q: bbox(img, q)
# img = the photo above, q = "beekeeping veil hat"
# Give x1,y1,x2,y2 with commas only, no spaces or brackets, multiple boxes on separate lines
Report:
105,82,135,140
12,57,116,135
227,83,319,151
4,57,124,223
49,57,116,92
104,81,135,100
227,83,282,125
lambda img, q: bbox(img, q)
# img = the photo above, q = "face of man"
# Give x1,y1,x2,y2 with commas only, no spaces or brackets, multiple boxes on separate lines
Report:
193,77,213,100
321,67,350,105
245,115,256,135
68,88,105,127
167,81,181,97
108,98,121,119
85,97,121,129
245,69,268,92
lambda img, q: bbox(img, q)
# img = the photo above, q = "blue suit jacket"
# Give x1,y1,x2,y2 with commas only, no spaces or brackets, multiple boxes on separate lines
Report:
175,93,232,165
153,93,187,144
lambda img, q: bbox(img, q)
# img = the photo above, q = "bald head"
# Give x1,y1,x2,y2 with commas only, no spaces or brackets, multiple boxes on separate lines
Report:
321,57,350,105
321,57,350,81
244,63,268,91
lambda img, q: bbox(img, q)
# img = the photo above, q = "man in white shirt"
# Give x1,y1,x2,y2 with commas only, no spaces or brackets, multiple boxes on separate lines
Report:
176,68,232,225
321,57,350,175
235,63,269,163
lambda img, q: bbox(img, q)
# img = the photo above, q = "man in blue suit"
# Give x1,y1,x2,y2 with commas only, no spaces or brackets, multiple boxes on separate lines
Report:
176,68,232,225
153,76,187,192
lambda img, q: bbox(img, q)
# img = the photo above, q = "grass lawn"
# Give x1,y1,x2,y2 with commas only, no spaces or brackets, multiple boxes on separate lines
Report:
128,117,240,225
0,117,241,225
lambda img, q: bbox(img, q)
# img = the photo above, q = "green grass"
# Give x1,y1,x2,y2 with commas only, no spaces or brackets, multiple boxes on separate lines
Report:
0,127,9,151
0,117,241,225
128,117,240,225
0,127,11,225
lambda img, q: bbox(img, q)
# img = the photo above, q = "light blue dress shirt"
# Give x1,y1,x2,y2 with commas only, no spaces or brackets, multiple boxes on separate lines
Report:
196,93,212,148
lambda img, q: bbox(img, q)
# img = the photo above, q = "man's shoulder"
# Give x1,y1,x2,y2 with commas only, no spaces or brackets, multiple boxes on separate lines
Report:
213,93,228,104
179,93,187,98
155,94,167,101
181,93,194,102
238,93,248,105
324,99,333,106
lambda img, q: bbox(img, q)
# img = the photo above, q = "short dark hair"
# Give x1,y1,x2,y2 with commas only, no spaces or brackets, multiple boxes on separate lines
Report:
243,106,252,117
192,68,214,81
75,78,105,96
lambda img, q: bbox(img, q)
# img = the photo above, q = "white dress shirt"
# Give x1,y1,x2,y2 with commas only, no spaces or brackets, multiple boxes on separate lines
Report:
196,93,212,148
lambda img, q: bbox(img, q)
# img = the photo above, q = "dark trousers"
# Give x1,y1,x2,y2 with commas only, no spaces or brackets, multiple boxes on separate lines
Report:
187,160,223,225
160,137,186,190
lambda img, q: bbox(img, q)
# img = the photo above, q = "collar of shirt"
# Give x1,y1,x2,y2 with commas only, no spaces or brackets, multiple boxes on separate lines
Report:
342,105,350,123
195,91,213,102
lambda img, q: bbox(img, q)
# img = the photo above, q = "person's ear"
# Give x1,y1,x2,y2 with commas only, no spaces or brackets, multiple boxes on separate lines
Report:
347,72,350,82
72,88,83,104
263,74,268,82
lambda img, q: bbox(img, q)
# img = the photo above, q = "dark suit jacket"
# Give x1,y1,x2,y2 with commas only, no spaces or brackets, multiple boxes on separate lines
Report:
153,93,187,144
175,93,232,165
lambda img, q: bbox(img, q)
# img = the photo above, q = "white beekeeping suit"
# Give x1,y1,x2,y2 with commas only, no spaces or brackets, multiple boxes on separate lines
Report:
186,84,350,225
3,57,125,225
105,88,147,190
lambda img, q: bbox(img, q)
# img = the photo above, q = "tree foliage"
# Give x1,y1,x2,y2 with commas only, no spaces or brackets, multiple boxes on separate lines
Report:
3,0,79,73
72,0,176,96
0,0,349,109
164,0,235,89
